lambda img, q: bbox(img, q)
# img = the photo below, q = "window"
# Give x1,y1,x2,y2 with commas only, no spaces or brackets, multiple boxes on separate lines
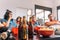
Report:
45,11,51,22
35,5,52,23
57,6,60,21
36,9,44,22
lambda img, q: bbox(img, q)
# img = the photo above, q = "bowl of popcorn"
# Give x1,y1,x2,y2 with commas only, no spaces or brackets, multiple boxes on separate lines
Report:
38,27,54,37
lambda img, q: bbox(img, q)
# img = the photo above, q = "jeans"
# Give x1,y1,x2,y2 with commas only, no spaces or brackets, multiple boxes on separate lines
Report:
0,27,8,33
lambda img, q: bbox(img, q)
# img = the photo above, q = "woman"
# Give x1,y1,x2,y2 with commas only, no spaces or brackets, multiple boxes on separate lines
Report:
23,18,27,40
16,16,22,27
28,17,33,40
1,9,17,31
19,16,28,40
18,17,23,40
22,16,28,40
1,9,17,40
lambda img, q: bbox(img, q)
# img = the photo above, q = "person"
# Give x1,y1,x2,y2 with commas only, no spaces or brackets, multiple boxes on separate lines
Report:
23,16,27,40
32,15,40,26
2,9,17,31
19,16,28,40
28,17,33,40
1,9,17,40
22,16,28,40
16,16,22,27
45,14,60,26
18,17,23,40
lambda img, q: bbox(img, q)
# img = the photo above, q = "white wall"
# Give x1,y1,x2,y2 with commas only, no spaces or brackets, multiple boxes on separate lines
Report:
0,0,53,8
52,0,60,20
0,0,53,18
54,0,60,6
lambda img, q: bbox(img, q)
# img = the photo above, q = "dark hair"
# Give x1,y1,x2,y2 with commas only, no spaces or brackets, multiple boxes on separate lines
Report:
23,16,26,24
48,14,52,18
32,15,35,18
23,16,26,18
16,16,22,22
29,17,32,19
29,17,32,22
23,16,26,21
4,9,12,20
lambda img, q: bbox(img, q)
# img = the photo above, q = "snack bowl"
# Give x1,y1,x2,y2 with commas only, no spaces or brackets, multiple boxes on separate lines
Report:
38,27,54,37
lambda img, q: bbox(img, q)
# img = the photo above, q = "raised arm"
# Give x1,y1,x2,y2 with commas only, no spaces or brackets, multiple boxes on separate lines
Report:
45,21,57,26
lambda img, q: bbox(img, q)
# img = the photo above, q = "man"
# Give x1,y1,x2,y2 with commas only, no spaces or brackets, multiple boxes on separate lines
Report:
45,14,60,26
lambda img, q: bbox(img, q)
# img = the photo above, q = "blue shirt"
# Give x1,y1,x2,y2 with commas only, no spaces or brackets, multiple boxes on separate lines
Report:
1,19,17,30
33,21,40,26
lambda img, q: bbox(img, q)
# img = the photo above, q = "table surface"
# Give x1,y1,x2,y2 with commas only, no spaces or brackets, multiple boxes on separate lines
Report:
40,35,60,40
33,35,60,40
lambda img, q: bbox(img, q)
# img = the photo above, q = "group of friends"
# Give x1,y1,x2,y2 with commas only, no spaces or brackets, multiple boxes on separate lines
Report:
0,9,60,40
0,9,40,40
